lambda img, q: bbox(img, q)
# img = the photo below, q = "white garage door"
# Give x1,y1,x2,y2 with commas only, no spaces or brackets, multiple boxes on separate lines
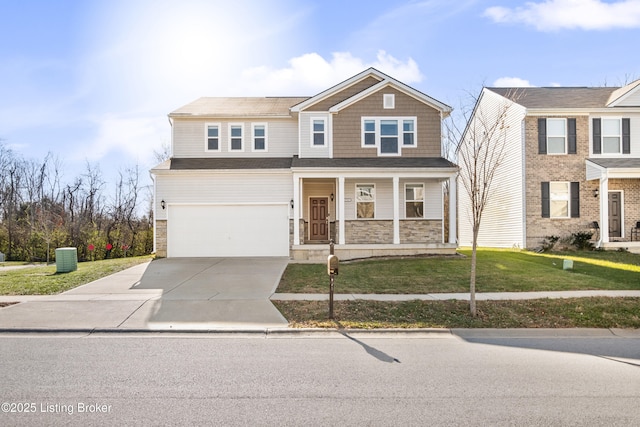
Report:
167,204,290,257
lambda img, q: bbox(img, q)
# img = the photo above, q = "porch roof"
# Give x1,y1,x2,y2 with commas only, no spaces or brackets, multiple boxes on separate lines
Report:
168,157,293,170
586,158,640,180
587,158,640,169
291,157,457,169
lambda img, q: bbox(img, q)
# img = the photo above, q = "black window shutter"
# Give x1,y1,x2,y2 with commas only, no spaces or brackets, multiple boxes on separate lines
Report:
622,118,631,154
568,118,577,154
593,118,601,154
541,182,550,218
570,182,580,218
538,118,547,154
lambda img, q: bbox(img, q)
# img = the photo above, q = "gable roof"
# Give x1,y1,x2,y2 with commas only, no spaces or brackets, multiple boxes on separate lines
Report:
487,87,618,109
607,79,640,107
290,67,452,114
169,97,309,118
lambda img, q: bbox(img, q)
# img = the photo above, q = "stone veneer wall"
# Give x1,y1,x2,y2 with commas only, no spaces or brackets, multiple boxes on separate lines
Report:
155,220,167,258
344,220,394,244
400,220,442,243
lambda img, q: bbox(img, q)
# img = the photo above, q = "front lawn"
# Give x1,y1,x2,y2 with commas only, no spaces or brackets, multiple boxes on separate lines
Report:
0,255,153,295
273,297,640,329
277,249,640,294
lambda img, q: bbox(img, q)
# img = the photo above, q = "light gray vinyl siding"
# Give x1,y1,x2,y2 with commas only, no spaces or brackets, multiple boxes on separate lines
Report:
343,178,442,221
616,90,640,107
586,162,602,180
155,171,292,220
400,179,442,219
299,112,331,158
172,118,298,158
590,113,640,156
458,89,527,248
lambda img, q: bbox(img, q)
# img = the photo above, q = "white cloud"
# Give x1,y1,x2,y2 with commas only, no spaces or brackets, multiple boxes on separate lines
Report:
492,77,534,87
484,0,640,31
239,51,422,96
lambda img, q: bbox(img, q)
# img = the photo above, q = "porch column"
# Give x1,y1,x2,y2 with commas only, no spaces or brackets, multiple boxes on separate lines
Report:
338,176,346,245
448,174,457,244
599,175,609,245
393,176,400,244
293,175,301,245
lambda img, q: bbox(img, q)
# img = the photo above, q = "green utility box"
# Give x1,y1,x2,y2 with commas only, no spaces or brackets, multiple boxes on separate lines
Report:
55,247,78,273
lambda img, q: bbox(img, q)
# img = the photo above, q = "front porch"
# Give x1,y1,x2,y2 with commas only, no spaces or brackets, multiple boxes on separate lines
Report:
290,158,458,260
291,242,458,261
586,158,640,248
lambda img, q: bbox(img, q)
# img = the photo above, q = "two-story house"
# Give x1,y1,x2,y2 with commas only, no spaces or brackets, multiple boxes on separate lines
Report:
151,68,458,260
458,80,640,251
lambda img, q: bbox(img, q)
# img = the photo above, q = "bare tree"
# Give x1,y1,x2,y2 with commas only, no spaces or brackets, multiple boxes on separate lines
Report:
447,88,519,316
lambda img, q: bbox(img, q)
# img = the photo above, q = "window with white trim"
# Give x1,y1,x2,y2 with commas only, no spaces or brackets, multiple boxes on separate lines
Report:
363,120,376,146
550,182,570,218
356,184,375,219
405,183,424,218
205,123,220,151
546,118,567,154
252,123,267,151
312,118,326,146
229,124,243,151
361,117,417,155
602,118,621,154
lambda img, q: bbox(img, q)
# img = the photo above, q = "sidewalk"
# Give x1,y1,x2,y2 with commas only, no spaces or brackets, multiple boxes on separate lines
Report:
1,260,640,333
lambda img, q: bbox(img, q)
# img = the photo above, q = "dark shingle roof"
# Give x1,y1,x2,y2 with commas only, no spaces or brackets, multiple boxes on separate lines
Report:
170,158,293,170
168,157,457,170
587,158,640,169
487,87,619,109
291,157,457,169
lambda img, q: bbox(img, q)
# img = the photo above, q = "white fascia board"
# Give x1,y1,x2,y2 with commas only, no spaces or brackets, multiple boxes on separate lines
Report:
607,80,640,107
290,69,385,113
151,168,292,176
607,168,640,178
291,167,457,179
526,107,640,116
329,80,453,115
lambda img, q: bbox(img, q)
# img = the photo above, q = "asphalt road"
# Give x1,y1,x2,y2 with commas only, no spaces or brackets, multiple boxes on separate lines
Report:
0,331,639,426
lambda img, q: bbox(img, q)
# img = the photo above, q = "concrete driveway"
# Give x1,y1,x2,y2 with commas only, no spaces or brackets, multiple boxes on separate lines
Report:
0,257,290,331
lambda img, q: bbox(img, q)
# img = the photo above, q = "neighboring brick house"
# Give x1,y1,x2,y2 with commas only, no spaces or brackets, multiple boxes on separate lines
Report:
151,68,458,260
458,80,640,251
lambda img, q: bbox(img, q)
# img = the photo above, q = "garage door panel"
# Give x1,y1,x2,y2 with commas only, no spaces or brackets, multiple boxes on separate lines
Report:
168,205,289,257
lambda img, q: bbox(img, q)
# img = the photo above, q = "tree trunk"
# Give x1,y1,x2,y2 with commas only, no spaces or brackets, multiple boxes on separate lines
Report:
469,226,478,317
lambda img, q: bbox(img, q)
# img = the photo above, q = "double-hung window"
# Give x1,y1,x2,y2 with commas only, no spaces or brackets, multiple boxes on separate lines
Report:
541,181,580,219
312,118,326,146
380,120,399,154
356,184,375,219
229,124,243,151
363,120,376,146
602,118,621,154
252,123,267,151
206,124,220,151
403,120,415,146
538,118,576,155
546,118,567,154
405,184,424,218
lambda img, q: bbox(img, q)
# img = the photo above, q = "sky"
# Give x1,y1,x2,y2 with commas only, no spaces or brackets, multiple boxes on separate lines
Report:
1,0,640,192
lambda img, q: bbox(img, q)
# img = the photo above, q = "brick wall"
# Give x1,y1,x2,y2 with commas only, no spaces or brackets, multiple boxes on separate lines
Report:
524,116,598,247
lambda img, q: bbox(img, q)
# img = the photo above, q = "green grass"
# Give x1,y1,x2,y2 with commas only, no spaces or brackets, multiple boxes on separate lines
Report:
0,255,153,295
277,249,640,294
273,297,640,329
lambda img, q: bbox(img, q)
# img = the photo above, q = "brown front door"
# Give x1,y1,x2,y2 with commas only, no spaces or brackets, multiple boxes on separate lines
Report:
608,192,621,238
309,198,328,241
